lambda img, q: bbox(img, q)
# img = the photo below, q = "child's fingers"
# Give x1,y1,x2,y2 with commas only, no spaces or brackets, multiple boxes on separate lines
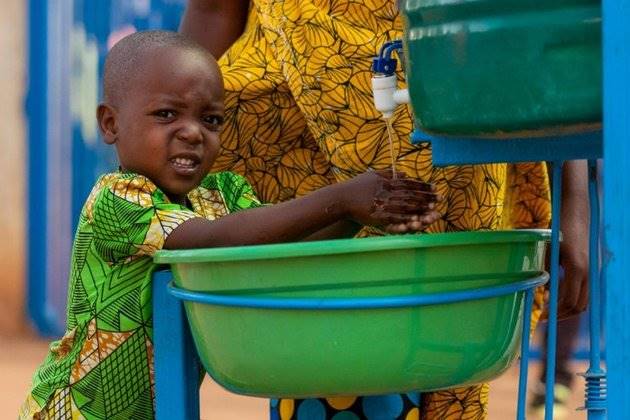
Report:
404,220,425,231
375,194,442,216
372,192,443,225
386,179,436,193
404,211,442,231
384,193,441,207
384,223,409,234
420,210,442,225
371,209,420,225
391,190,442,203
382,209,442,234
378,202,435,215
379,190,443,206
384,212,441,234
382,213,418,224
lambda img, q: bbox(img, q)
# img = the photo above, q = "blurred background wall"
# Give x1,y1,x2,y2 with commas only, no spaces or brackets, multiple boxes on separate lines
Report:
0,0,26,336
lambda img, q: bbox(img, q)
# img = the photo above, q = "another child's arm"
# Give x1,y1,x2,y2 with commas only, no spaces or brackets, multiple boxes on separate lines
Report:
164,171,440,249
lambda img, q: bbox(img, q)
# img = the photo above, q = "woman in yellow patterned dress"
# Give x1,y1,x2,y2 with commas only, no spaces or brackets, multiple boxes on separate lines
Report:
181,1,590,418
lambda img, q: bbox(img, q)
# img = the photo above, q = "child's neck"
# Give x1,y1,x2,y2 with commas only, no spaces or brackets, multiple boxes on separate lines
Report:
167,194,191,207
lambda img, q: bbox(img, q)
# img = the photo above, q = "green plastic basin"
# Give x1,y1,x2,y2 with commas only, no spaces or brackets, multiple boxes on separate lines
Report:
401,0,601,136
154,230,549,398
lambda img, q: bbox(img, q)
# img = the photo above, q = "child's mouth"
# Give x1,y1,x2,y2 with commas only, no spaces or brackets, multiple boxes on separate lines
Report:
169,156,200,176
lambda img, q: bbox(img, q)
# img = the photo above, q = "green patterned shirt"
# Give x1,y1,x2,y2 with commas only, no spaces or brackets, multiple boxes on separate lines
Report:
21,171,261,419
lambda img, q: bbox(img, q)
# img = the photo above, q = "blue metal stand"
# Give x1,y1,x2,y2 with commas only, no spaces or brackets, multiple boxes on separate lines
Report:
545,162,564,420
517,290,535,420
376,40,609,417
167,275,547,309
152,270,200,420
152,271,547,418
415,129,605,419
580,160,606,419
151,127,607,419
411,130,603,165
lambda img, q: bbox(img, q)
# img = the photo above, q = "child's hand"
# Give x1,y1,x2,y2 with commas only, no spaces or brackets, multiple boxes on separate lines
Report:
341,171,442,230
384,212,442,234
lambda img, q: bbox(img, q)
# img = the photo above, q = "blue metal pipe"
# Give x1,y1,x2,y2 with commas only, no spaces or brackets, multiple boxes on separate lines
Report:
517,289,535,420
167,274,548,310
602,1,630,413
588,160,602,369
544,161,564,420
584,159,606,419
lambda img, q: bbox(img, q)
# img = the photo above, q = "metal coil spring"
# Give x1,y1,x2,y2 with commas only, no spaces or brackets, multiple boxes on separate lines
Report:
582,371,607,411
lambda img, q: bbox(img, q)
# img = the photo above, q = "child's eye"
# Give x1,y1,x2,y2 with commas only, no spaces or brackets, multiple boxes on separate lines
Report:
203,115,224,131
153,110,176,119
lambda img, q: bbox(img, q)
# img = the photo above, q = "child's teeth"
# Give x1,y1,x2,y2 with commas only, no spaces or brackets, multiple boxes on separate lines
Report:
174,158,194,166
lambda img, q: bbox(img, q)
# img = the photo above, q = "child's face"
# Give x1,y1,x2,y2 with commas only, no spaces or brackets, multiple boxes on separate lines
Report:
100,47,224,204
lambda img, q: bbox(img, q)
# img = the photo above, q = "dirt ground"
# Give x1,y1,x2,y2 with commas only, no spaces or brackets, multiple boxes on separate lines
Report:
2,333,587,419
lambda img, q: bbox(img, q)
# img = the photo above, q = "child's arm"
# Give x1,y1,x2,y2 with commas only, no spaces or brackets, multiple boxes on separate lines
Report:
300,220,362,242
301,179,441,241
164,171,440,249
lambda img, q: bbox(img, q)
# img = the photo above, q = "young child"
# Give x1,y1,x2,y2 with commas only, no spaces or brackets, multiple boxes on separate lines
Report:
20,30,440,419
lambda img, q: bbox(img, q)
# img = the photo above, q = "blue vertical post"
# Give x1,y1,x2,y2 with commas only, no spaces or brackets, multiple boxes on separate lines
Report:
544,161,563,420
152,270,201,420
603,0,630,416
582,160,606,419
517,289,535,420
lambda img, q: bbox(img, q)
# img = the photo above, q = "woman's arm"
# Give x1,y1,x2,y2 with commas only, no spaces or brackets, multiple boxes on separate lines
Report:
557,160,590,318
179,0,249,58
542,160,590,319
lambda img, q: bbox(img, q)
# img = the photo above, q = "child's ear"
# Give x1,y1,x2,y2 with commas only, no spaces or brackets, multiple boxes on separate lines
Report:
97,103,118,145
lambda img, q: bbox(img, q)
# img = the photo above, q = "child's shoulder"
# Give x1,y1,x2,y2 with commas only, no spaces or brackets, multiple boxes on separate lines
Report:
85,171,252,208
82,171,257,220
82,172,169,223
92,171,158,193
87,171,250,201
88,171,162,204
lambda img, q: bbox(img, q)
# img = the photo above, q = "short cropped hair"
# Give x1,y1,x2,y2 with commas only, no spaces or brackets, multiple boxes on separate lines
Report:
103,30,212,105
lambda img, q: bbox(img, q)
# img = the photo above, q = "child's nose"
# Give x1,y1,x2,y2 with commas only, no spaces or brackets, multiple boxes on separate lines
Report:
175,121,203,144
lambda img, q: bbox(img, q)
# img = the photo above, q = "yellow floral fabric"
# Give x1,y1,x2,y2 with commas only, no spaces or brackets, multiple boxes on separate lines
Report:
215,1,551,418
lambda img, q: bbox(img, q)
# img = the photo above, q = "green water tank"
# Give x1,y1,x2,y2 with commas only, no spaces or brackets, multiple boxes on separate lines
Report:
401,0,601,136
